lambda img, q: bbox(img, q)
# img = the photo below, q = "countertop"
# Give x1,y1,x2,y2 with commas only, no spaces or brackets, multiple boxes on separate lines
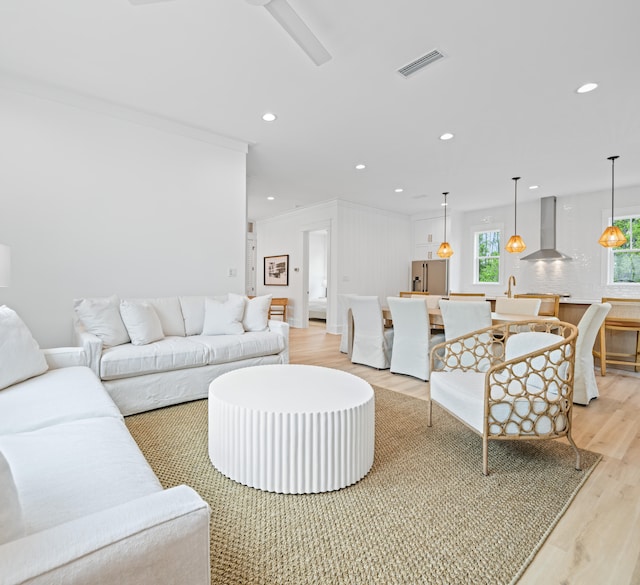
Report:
484,296,599,304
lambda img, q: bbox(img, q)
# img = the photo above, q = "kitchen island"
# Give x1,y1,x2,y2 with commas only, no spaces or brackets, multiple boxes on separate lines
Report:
487,297,638,373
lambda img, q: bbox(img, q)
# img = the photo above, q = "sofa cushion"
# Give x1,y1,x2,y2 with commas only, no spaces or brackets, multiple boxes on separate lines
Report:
119,300,165,346
179,295,207,336
0,417,162,534
100,337,209,380
179,295,230,335
125,297,186,337
430,369,561,436
192,331,287,365
235,293,271,332
0,450,24,545
203,295,245,335
0,366,122,435
74,295,130,347
0,306,48,391
430,371,486,433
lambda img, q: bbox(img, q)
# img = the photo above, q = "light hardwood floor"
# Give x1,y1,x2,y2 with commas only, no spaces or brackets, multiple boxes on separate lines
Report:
290,321,640,585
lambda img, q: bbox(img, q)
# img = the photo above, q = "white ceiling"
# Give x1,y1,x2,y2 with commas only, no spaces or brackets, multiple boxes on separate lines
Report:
1,0,639,221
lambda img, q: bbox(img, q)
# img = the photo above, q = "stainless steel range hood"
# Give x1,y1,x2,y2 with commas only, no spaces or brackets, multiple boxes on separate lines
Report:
520,196,572,261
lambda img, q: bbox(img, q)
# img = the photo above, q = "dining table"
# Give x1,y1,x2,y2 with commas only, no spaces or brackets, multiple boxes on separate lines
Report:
381,308,559,327
347,308,559,359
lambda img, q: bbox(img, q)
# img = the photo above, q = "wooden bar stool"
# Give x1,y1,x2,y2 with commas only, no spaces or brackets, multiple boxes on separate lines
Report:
593,297,640,376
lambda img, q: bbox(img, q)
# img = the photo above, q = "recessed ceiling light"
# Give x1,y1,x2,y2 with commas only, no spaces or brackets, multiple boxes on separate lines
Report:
262,112,277,122
394,188,404,193
267,196,275,200
576,83,598,94
440,132,454,141
529,185,539,190
355,164,366,170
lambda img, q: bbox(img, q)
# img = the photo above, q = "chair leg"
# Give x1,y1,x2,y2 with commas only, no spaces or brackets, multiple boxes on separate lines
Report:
427,399,432,427
567,431,582,471
599,323,607,376
482,436,489,476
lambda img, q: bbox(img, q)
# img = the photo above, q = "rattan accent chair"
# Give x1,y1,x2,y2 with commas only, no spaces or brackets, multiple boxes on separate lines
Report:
429,320,580,475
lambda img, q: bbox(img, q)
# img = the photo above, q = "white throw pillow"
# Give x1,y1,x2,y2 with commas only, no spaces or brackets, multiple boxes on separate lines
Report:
232,293,272,332
73,295,130,347
202,295,245,335
145,297,186,337
119,300,165,346
0,451,24,545
0,306,49,391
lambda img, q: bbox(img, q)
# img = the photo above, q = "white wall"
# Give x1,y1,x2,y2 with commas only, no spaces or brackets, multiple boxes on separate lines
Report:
336,201,411,304
0,87,247,347
256,200,411,333
447,186,640,300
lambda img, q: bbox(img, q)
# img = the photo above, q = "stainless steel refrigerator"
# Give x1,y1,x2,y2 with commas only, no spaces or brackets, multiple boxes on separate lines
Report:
411,260,449,295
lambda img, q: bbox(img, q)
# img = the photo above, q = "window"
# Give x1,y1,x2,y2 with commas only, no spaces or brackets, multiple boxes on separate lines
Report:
475,230,501,283
611,215,640,284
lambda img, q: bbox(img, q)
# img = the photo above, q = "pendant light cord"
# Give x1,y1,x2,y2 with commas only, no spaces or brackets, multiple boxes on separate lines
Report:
609,155,618,223
512,177,520,234
442,192,448,240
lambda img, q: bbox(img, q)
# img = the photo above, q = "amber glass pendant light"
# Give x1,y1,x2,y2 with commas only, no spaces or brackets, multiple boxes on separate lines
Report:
505,176,526,253
598,155,627,248
437,192,454,258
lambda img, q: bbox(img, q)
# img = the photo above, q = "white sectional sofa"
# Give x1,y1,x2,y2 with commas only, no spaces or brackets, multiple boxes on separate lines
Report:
0,307,210,585
73,294,290,415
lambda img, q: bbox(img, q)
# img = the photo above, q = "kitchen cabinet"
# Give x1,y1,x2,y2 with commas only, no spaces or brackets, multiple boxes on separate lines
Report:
413,216,447,260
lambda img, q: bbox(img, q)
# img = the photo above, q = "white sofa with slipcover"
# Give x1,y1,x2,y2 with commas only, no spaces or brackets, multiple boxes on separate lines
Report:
0,306,211,585
73,293,290,415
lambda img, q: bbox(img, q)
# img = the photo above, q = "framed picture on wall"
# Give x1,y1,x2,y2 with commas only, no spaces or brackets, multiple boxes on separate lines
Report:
264,254,289,286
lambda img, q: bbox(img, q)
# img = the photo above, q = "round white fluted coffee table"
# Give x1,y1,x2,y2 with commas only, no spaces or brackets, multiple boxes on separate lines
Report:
208,364,375,494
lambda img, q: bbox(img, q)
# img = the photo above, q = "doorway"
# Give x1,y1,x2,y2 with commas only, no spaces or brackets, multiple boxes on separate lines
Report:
301,224,330,329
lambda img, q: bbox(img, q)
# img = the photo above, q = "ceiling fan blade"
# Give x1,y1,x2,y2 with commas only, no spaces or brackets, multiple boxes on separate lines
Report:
129,0,175,5
263,0,331,66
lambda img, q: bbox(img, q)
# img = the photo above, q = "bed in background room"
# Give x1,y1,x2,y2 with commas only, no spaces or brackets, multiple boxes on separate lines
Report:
309,297,327,320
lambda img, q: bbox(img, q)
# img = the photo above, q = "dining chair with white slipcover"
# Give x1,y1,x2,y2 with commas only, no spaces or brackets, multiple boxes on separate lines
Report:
386,297,445,381
439,300,493,369
439,300,492,340
449,293,486,301
494,297,541,316
423,295,443,309
514,293,561,318
338,294,358,354
573,302,611,405
349,296,394,369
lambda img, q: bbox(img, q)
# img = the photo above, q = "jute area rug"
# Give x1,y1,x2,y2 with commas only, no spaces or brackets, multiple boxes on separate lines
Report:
126,386,600,585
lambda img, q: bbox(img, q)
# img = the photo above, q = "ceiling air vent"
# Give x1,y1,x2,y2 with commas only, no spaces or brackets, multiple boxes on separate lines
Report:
398,49,445,78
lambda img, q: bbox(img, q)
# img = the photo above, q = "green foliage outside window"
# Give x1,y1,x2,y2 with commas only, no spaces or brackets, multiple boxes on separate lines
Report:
612,217,640,283
476,230,500,283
